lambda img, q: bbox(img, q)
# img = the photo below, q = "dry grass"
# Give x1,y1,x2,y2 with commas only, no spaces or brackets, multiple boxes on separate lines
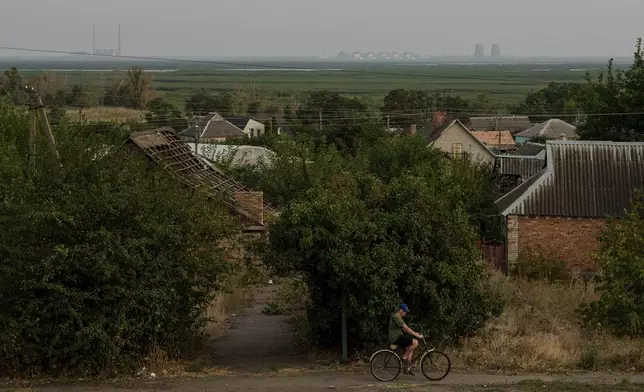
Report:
64,106,145,123
451,272,644,372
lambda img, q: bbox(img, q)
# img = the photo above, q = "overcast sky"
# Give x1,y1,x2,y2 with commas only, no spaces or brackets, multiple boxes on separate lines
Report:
1,0,642,58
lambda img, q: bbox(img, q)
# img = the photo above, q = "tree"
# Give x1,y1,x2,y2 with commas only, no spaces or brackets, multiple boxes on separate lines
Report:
514,82,585,122
102,77,131,107
0,108,237,375
145,98,188,131
127,67,153,109
262,137,502,348
381,89,433,128
247,100,261,116
578,38,644,141
583,190,644,336
297,90,369,126
0,68,27,105
185,89,217,116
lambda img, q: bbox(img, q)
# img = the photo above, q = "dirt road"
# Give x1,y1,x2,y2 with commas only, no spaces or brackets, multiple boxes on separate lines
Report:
7,371,644,392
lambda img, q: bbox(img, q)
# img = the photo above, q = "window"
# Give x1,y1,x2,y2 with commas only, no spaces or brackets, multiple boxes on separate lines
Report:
250,129,255,138
451,143,463,158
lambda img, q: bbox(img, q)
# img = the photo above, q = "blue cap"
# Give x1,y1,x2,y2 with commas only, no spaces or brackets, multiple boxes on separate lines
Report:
400,303,410,313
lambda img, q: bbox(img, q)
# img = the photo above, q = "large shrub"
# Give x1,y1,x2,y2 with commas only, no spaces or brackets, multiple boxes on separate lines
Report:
584,191,644,336
0,108,237,375
265,137,502,348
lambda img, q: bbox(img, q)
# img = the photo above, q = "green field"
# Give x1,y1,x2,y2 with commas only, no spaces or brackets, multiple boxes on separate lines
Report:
1,57,621,110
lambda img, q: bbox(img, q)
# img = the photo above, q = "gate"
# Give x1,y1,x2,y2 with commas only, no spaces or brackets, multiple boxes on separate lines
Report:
479,238,506,271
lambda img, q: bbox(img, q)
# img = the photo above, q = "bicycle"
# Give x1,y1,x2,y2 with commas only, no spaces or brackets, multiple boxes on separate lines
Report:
369,336,451,382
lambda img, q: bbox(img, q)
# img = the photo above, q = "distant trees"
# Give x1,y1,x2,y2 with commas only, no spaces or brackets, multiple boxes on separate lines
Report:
513,82,585,122
1,68,27,105
297,90,369,126
185,89,233,116
102,67,153,109
578,38,644,141
145,98,188,131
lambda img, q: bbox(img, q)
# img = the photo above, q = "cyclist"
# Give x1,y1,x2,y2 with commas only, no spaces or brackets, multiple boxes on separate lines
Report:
388,303,423,375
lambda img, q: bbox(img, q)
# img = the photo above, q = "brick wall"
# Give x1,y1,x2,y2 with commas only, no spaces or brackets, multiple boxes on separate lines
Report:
235,191,264,225
511,215,605,271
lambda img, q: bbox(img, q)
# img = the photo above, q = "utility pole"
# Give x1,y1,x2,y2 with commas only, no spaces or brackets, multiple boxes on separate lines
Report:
386,115,390,130
194,123,200,158
495,113,501,154
26,86,61,172
319,108,322,131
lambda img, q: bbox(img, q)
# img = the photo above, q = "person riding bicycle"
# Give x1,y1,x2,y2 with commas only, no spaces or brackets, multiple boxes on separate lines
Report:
389,303,423,375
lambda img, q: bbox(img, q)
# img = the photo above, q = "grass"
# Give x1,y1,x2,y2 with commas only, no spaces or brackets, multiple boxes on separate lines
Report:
464,380,644,392
11,59,618,111
450,271,644,372
65,106,146,123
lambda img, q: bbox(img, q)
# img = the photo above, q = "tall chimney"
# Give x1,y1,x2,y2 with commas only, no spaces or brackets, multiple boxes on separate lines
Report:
117,24,121,56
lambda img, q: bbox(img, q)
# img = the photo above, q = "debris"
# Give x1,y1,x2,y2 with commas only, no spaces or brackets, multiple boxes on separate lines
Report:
268,279,274,285
150,372,157,378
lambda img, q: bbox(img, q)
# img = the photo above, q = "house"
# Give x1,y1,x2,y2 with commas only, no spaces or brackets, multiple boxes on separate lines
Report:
469,116,532,134
495,140,644,271
514,119,578,144
179,113,246,142
419,114,496,165
225,116,266,138
511,142,545,158
186,143,275,167
120,127,277,235
472,130,517,153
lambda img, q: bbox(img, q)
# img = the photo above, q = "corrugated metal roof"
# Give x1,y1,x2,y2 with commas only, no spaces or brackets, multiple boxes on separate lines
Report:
470,116,532,133
497,155,546,180
497,141,644,217
123,128,276,228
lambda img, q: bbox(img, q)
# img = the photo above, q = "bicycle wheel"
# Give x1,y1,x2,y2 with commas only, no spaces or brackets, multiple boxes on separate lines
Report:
420,350,451,381
370,350,401,382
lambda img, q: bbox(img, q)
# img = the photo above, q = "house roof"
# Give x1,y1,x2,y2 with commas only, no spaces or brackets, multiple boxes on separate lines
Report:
225,116,260,130
179,114,245,140
497,155,546,180
512,142,546,157
470,116,532,133
515,119,578,139
122,128,276,229
496,140,644,217
472,130,517,148
421,119,497,159
187,143,275,167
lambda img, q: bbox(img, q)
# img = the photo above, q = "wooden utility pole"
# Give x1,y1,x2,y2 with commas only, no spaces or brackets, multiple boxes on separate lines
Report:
26,86,62,172
495,113,501,153
319,108,322,131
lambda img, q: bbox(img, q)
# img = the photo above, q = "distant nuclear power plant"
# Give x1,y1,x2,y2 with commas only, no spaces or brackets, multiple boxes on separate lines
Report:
474,44,485,59
93,24,121,56
491,44,501,58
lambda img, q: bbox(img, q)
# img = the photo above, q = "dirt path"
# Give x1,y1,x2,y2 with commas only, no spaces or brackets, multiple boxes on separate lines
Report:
209,284,305,370
9,371,644,392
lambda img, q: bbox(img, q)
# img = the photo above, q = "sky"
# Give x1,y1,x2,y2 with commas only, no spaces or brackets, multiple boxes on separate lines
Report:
1,0,643,58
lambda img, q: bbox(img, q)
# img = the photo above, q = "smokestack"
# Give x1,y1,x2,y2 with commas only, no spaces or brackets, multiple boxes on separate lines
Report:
93,24,96,54
117,24,121,56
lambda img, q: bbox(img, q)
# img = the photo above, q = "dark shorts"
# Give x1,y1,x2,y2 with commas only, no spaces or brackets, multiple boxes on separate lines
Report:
394,334,414,349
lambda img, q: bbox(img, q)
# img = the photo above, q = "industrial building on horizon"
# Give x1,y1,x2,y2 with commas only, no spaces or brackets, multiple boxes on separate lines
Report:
474,43,502,59
474,44,485,59
92,24,121,56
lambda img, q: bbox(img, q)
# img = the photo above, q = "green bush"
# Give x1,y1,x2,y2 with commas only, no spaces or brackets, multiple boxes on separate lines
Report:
583,191,644,336
512,249,572,283
265,137,503,348
0,106,237,375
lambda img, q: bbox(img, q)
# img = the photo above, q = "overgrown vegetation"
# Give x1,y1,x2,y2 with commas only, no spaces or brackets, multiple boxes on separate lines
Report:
0,105,238,376
583,191,644,336
261,136,503,348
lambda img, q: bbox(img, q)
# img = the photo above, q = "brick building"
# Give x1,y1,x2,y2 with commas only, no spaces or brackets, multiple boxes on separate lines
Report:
496,140,644,271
